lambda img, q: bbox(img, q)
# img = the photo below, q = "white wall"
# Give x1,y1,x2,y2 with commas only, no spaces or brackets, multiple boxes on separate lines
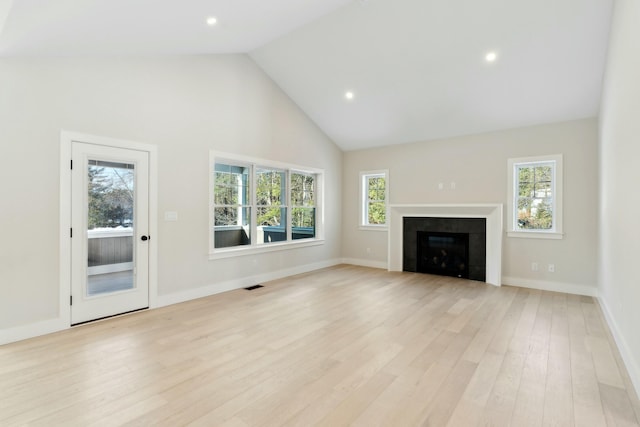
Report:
599,0,640,394
0,55,342,333
343,119,599,295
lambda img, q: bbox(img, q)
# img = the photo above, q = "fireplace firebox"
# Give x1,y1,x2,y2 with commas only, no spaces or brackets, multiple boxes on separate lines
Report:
417,231,469,279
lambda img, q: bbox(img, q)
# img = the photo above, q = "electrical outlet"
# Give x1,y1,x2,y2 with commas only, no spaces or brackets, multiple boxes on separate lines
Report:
548,264,555,273
531,262,539,271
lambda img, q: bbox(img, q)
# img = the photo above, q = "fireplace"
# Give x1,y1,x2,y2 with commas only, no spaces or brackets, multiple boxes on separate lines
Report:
388,204,502,286
403,217,486,282
417,231,469,279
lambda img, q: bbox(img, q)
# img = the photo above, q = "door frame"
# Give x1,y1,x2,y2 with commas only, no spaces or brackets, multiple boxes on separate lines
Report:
60,130,158,327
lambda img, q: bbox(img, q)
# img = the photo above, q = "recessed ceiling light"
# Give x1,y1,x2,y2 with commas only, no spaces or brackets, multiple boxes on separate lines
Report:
345,91,355,100
206,16,218,26
485,51,497,62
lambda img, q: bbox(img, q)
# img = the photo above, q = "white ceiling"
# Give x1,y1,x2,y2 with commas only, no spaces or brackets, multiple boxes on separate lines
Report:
0,0,613,151
0,0,352,54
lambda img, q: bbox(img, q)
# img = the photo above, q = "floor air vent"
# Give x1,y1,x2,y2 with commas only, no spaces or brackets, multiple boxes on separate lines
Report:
244,285,264,291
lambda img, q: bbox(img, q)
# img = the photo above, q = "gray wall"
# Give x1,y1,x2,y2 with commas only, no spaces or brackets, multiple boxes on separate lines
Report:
342,118,599,295
598,0,640,393
0,54,343,330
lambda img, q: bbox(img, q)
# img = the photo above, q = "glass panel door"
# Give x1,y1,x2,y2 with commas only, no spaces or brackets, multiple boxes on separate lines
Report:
71,141,149,325
86,160,135,296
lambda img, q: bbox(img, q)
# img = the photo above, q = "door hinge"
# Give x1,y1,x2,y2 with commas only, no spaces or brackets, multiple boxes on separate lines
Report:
70,295,73,306
70,159,73,170
70,228,73,238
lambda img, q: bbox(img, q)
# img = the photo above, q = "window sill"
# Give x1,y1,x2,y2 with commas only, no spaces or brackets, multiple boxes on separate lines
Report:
209,238,325,260
359,225,388,232
507,231,564,240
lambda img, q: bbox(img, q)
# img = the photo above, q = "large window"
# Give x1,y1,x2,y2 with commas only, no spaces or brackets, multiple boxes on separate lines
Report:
508,155,563,239
360,170,388,229
211,153,323,254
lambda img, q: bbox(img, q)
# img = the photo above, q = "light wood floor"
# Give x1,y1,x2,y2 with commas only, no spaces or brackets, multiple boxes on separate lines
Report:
1,265,639,426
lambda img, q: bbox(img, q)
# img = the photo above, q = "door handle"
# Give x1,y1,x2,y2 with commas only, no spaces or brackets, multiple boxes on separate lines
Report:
141,235,149,241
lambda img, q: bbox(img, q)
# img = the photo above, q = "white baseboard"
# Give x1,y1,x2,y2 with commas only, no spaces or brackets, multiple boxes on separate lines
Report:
598,297,640,397
0,317,68,346
341,258,388,270
501,276,598,297
155,258,343,308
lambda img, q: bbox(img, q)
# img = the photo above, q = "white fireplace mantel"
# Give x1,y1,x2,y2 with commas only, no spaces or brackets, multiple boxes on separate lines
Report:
388,204,503,286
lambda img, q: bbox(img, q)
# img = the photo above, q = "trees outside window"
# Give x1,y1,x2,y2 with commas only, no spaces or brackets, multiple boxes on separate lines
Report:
361,171,388,228
256,168,286,229
515,163,553,230
213,163,251,248
291,172,316,239
88,162,134,230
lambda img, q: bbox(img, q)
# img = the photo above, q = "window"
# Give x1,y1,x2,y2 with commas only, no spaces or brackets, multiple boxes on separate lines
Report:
508,154,563,239
213,162,251,248
291,172,316,240
360,170,388,229
256,167,287,243
211,152,323,255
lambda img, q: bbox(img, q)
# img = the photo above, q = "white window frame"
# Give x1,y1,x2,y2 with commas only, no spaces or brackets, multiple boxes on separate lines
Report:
290,170,318,241
360,170,389,231
214,160,252,232
210,151,324,259
507,154,563,239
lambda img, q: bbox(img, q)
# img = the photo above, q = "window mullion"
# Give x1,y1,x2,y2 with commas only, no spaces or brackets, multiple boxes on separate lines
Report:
250,164,257,248
236,173,242,227
286,171,292,241
514,165,520,227
365,177,371,225
551,163,557,230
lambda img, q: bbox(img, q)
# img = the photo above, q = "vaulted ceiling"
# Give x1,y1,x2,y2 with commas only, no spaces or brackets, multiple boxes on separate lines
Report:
0,0,613,151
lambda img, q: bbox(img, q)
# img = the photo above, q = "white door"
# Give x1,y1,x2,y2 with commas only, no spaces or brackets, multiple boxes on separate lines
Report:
71,142,150,324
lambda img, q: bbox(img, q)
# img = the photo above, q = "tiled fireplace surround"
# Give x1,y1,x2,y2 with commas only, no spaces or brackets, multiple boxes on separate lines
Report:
403,217,487,281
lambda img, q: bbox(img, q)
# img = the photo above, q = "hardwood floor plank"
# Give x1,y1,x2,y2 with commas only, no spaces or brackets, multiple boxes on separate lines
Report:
445,351,504,427
384,330,477,425
479,350,527,427
288,371,396,427
542,332,574,426
568,295,608,427
461,286,518,363
509,291,553,426
419,359,479,426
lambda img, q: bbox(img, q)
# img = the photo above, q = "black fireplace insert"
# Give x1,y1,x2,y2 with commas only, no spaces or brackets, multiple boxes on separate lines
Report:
417,231,469,279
